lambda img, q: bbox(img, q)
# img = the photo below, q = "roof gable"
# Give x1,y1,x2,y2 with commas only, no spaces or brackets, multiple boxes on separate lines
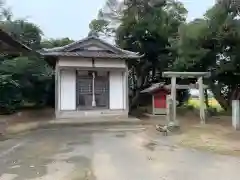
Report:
44,36,123,54
65,37,123,54
78,45,107,51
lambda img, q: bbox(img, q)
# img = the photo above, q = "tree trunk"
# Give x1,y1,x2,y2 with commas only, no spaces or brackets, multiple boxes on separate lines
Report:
152,68,156,81
130,90,141,110
209,82,230,111
204,89,209,108
130,71,149,110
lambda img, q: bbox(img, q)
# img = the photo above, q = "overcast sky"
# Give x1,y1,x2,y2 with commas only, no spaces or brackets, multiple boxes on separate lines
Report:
6,0,215,40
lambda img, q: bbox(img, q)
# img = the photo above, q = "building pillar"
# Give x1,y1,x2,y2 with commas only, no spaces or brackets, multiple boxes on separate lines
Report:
198,76,206,124
55,65,60,118
232,100,240,130
124,70,129,111
92,72,96,107
170,76,178,125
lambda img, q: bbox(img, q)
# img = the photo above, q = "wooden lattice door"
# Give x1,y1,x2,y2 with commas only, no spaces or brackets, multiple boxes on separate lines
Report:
76,71,109,110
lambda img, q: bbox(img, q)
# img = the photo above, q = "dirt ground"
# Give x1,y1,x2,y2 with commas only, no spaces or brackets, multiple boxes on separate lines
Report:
170,114,240,156
139,110,240,156
0,108,54,125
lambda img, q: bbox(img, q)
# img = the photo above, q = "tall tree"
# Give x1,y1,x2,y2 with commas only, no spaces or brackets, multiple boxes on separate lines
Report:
89,0,124,38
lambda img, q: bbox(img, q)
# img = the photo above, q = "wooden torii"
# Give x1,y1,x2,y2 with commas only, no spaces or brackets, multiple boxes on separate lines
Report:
162,72,211,125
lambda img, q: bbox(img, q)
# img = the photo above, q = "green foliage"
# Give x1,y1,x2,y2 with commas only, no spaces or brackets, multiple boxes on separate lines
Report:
0,55,53,113
0,75,22,113
1,20,43,49
41,38,74,49
89,19,110,37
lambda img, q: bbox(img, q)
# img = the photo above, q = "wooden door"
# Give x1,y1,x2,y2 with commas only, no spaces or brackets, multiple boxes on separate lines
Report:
95,75,109,108
153,91,167,115
77,76,93,110
154,94,167,108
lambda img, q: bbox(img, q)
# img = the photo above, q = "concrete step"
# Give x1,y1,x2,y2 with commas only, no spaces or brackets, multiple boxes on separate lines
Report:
47,117,142,128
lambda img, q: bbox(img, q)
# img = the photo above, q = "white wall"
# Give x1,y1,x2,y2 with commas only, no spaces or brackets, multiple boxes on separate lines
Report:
60,69,76,110
95,59,126,68
58,57,126,69
59,57,92,67
109,71,124,110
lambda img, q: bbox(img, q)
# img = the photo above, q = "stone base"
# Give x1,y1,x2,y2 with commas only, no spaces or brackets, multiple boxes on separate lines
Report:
168,121,179,127
56,109,129,119
167,123,180,132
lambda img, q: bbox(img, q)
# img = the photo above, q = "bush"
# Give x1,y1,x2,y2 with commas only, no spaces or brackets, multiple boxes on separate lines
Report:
0,75,23,114
0,56,54,113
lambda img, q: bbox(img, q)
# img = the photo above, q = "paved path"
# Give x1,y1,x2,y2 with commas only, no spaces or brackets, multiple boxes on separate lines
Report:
0,126,240,180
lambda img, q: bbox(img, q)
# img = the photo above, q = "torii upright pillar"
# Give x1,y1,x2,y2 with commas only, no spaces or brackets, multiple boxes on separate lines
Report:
170,76,177,126
198,76,205,124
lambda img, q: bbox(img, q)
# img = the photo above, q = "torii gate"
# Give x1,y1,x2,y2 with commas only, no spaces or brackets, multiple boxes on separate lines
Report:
162,72,211,125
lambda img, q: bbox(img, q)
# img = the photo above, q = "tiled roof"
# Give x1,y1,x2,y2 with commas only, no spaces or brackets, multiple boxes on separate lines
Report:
141,83,208,94
42,36,136,54
39,35,143,59
141,83,166,93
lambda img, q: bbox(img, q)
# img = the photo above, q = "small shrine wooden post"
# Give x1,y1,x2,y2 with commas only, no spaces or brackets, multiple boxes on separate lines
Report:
232,100,240,130
170,77,177,125
163,72,211,125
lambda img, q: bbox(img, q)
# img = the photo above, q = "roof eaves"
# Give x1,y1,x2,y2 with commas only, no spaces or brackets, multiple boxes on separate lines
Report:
39,51,141,59
141,83,166,93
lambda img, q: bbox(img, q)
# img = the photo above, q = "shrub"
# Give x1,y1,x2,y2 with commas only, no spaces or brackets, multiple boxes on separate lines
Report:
0,75,23,114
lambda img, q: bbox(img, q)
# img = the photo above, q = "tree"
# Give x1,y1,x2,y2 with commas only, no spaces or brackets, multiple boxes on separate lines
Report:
173,2,240,110
0,2,43,50
217,0,240,16
118,0,187,108
89,0,124,38
0,55,53,108
89,19,110,37
1,20,43,49
41,38,74,49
